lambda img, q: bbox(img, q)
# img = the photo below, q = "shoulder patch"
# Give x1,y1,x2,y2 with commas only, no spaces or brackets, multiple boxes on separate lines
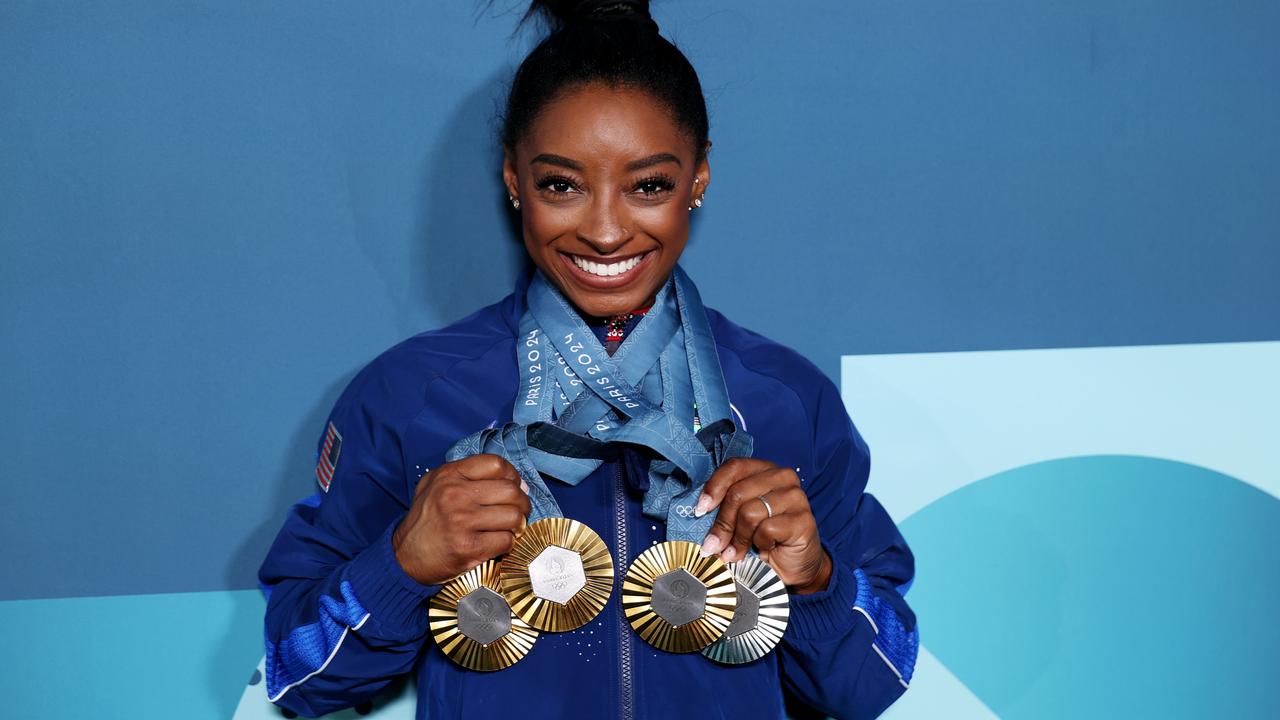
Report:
315,421,343,492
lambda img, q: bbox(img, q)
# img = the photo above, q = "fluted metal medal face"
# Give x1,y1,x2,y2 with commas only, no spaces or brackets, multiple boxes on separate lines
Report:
622,540,737,653
701,553,790,664
498,517,614,632
429,559,539,671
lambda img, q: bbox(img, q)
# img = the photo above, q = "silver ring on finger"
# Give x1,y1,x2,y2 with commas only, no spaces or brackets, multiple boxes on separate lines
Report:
758,494,774,519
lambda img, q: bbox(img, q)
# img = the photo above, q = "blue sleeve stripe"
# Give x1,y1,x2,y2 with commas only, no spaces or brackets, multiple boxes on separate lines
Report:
265,579,371,702
853,568,919,687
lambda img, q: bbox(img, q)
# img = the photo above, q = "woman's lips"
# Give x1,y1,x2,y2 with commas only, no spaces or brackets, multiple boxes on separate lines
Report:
558,250,654,289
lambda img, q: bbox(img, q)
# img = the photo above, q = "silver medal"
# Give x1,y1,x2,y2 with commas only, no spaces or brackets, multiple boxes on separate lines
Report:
701,553,790,664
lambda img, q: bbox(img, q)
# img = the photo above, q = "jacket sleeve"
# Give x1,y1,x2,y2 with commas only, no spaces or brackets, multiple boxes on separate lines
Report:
776,374,919,719
258,361,440,717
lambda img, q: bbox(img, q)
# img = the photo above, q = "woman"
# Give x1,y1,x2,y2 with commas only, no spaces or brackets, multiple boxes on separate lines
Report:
259,2,918,718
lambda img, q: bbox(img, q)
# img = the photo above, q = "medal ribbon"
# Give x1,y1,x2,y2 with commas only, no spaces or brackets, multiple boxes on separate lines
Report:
445,265,752,543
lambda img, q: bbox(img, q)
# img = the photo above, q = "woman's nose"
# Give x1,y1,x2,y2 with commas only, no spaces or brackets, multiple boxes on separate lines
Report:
576,193,631,252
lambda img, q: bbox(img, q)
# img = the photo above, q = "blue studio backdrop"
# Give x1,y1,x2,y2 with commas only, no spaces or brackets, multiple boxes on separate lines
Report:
1,2,1277,718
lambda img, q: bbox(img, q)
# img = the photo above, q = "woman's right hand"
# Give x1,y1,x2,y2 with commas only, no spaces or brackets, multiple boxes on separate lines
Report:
391,454,531,586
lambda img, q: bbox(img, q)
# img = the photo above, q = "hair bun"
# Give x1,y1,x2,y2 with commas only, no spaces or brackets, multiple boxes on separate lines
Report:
530,0,654,31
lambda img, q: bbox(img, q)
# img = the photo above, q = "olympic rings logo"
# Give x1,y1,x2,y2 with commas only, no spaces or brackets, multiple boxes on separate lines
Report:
673,504,696,518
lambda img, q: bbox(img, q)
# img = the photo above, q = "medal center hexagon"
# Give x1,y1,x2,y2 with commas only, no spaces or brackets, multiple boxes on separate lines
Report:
527,544,586,605
456,587,511,645
651,567,707,627
723,579,761,638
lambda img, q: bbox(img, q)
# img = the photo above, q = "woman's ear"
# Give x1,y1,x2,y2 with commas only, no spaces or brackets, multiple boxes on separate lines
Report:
502,148,520,204
694,143,711,203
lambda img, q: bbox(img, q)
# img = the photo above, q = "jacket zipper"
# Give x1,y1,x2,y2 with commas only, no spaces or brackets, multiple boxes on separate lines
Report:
614,461,635,720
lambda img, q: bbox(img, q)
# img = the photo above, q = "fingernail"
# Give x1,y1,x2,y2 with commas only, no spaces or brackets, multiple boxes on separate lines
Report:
694,493,713,518
721,547,737,563
699,535,722,557
520,480,530,494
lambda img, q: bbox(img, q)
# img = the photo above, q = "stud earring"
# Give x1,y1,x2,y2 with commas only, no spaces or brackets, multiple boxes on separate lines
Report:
509,196,520,210
693,197,703,208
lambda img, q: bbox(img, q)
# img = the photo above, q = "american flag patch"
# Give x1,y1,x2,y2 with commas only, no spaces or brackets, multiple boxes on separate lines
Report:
316,421,342,492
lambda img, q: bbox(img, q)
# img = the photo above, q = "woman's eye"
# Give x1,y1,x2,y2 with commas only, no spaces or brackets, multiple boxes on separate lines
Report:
536,176,579,195
634,178,675,196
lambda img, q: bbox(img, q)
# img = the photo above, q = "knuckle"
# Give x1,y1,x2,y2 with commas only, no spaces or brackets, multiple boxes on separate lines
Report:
786,486,811,507
732,507,757,530
502,507,523,527
438,485,463,507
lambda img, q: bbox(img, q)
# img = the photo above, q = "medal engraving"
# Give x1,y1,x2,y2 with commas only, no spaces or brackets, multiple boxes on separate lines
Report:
456,587,513,645
430,559,539,671
622,540,737,653
722,579,760,639
650,568,707,627
527,545,587,605
500,517,614,632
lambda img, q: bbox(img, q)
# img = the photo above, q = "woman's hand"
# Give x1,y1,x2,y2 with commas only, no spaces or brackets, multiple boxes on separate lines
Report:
392,454,531,586
695,458,832,595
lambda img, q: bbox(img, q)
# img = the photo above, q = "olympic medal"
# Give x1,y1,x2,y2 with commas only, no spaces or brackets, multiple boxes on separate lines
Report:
429,559,539,671
701,553,790,664
621,540,737,653
499,517,614,632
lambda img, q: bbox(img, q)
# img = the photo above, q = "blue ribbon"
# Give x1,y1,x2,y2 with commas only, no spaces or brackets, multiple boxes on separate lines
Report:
446,266,752,544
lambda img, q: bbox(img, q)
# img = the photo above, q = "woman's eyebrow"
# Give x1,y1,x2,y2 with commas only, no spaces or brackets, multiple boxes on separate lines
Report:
531,153,583,170
625,153,681,172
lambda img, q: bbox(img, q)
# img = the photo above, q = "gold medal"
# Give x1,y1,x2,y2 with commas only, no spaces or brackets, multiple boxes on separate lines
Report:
498,517,614,632
621,540,737,653
701,553,790,664
429,559,539,671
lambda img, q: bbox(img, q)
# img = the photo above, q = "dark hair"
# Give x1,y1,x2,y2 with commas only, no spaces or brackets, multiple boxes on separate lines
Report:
502,0,709,160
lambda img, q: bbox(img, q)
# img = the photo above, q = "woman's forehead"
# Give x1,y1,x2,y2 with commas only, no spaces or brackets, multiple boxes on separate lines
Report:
519,84,695,166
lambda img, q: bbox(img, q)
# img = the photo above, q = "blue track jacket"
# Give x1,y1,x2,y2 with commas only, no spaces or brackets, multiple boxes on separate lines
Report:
259,278,918,719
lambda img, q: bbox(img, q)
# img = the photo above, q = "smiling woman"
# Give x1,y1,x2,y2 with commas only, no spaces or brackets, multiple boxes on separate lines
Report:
504,85,703,317
257,1,918,719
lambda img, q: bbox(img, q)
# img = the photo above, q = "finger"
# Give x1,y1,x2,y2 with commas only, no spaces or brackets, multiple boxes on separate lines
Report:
434,480,530,522
703,469,806,560
695,458,775,518
469,529,517,563
700,472,777,559
751,514,798,558
460,479,530,508
469,505,527,532
767,484,812,517
453,454,521,484
724,476,809,561
454,454,530,494
724,492,773,563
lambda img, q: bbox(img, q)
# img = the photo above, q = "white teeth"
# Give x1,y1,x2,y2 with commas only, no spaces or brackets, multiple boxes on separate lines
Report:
571,254,644,277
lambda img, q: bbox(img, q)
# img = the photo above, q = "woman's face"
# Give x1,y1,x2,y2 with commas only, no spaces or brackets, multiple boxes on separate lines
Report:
504,83,709,318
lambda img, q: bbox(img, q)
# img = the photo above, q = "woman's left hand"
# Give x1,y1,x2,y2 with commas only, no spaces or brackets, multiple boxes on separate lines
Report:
695,458,832,595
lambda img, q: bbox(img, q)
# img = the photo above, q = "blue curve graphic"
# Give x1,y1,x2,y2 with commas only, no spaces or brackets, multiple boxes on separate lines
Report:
899,455,1280,718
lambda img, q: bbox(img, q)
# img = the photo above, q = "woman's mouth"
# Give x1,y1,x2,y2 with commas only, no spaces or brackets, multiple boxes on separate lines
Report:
559,250,653,288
